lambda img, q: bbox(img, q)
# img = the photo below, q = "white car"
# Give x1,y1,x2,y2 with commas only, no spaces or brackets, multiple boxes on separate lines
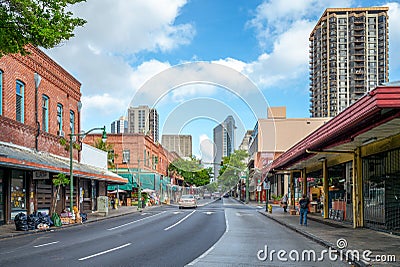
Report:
178,194,197,209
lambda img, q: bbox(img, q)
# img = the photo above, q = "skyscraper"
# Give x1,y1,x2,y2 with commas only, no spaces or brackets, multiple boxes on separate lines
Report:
127,105,159,142
111,116,128,134
309,7,389,117
161,134,192,158
213,115,236,178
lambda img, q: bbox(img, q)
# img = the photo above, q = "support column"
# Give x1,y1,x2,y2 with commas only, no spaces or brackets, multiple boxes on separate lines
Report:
322,159,329,219
302,168,307,196
353,148,364,228
290,171,295,210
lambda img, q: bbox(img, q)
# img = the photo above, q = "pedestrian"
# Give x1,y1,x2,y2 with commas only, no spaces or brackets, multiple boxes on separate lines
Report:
299,194,310,226
110,197,115,209
281,194,288,212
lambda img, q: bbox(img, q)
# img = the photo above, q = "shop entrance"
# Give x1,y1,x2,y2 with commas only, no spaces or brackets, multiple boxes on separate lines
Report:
11,170,27,219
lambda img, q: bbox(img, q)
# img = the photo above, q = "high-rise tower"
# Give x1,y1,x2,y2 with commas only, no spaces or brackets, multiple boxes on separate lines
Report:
127,105,159,142
309,7,389,117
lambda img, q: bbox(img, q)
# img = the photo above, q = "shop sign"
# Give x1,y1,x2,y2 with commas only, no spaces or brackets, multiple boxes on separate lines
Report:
33,171,49,180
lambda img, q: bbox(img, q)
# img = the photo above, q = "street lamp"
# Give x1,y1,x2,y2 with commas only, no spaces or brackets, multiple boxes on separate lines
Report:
69,126,107,210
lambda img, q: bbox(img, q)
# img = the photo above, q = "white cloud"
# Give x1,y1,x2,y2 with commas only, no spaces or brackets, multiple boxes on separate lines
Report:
248,0,354,49
244,19,315,88
44,0,193,129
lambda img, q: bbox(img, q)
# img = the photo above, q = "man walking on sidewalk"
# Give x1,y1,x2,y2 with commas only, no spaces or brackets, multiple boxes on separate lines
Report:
299,194,310,226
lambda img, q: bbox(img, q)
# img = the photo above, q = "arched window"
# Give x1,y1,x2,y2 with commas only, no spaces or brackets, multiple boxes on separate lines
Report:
57,103,63,135
16,80,24,123
42,95,49,132
70,110,75,135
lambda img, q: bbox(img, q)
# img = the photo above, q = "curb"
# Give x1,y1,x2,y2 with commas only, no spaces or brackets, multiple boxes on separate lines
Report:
257,211,367,267
0,205,159,240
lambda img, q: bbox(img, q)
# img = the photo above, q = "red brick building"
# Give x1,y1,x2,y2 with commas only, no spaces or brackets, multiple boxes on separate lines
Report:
84,133,181,194
0,45,126,224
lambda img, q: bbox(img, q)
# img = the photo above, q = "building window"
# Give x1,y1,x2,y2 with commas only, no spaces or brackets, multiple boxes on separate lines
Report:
57,103,63,135
70,110,75,135
0,70,2,115
42,95,49,132
16,80,24,123
122,150,130,163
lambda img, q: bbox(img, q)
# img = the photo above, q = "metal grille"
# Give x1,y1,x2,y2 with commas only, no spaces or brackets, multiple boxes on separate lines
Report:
363,148,400,233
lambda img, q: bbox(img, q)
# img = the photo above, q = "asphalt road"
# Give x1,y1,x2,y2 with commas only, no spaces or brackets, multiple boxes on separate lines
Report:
0,198,349,267
0,200,225,267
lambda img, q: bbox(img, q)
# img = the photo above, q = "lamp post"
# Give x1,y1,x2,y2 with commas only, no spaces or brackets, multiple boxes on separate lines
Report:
137,159,142,211
69,126,107,210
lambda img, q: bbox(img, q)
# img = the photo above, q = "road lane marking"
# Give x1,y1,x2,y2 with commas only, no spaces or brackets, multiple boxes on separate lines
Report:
203,211,214,215
107,211,166,230
164,210,196,231
34,241,59,248
78,243,131,261
187,208,229,265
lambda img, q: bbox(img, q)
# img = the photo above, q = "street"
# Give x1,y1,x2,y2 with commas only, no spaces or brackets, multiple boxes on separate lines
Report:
0,198,348,267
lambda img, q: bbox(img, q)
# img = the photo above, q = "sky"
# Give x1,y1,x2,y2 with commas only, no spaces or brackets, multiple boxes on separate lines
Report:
45,0,400,163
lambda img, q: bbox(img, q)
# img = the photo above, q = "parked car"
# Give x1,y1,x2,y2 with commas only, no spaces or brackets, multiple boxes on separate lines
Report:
178,194,197,209
223,192,230,198
194,194,201,200
212,192,221,200
203,192,211,199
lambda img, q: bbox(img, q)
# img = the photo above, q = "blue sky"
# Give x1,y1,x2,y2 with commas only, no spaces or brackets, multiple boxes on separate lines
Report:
45,0,400,162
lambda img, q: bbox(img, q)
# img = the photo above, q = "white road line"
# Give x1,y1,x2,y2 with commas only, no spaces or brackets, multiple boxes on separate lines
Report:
187,208,229,266
78,243,131,261
33,241,59,248
107,211,166,230
164,210,196,231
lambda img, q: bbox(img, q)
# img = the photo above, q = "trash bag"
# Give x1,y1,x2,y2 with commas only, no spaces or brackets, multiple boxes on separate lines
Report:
14,212,28,231
51,213,62,227
80,213,87,222
36,212,53,226
28,214,40,230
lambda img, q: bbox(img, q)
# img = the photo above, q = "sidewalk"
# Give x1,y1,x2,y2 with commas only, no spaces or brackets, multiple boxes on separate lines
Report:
252,202,400,266
0,205,154,240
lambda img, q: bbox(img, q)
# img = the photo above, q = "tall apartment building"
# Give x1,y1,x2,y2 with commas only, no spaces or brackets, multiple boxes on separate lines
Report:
111,116,128,134
127,105,159,142
309,7,389,117
213,115,236,178
161,134,192,158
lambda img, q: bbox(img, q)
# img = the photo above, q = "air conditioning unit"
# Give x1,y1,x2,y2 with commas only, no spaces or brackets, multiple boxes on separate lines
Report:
57,130,65,137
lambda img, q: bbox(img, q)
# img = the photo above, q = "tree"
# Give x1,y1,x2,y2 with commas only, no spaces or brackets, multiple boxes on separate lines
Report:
51,173,69,214
168,157,211,187
218,150,248,192
93,138,117,168
0,0,86,57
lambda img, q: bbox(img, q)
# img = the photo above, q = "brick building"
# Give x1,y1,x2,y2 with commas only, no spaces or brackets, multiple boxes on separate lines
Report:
84,133,181,197
0,45,126,224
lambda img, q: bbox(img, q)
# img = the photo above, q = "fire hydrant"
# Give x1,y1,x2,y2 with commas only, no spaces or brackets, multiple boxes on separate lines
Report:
268,204,272,213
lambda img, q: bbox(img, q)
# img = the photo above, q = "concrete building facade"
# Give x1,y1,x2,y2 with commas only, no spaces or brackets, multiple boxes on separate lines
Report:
161,134,192,158
247,107,330,202
127,106,159,142
213,115,236,179
309,7,389,117
111,116,127,134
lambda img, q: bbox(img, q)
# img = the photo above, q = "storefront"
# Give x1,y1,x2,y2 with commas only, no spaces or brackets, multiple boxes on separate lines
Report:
270,85,400,231
0,142,127,224
363,148,400,231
